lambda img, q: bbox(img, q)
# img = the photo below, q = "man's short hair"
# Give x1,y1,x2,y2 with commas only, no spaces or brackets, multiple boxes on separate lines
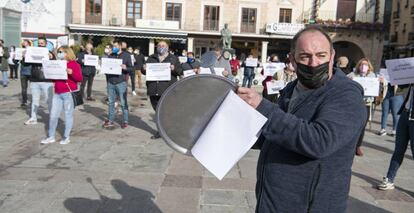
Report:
290,26,333,53
157,40,169,47
38,35,47,42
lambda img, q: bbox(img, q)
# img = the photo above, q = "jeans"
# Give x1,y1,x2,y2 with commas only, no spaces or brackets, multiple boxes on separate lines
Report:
386,111,414,182
381,95,404,130
20,75,29,104
80,74,95,98
107,81,128,123
1,71,8,86
30,82,53,120
242,74,254,88
48,92,74,139
9,64,18,79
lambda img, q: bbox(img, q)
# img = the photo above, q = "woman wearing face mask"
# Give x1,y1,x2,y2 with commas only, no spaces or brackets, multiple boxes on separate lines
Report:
40,46,83,145
347,58,376,156
181,52,200,75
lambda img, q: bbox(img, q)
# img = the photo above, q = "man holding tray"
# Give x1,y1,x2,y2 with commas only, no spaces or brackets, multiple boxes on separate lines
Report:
238,27,367,212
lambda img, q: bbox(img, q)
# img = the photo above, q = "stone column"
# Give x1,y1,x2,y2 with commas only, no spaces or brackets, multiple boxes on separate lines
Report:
149,39,155,55
187,37,194,52
261,41,269,64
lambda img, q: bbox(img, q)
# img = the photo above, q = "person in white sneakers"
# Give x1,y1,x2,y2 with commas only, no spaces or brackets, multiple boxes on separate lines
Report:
41,46,82,145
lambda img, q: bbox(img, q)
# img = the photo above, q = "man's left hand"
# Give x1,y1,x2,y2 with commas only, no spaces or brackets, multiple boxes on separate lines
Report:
237,87,263,109
121,64,126,69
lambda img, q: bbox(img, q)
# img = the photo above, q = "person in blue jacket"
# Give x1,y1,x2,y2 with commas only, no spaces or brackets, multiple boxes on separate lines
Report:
238,26,367,213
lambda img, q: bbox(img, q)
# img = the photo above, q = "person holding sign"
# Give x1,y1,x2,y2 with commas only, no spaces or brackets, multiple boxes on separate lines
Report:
8,46,19,80
241,54,258,88
40,46,82,145
24,36,55,125
347,58,377,156
102,41,134,129
378,84,414,191
77,43,97,101
237,27,367,213
19,40,33,108
181,52,201,77
142,40,182,139
261,55,281,102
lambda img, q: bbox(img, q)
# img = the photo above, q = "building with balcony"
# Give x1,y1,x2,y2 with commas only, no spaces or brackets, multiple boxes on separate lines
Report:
388,0,414,58
69,0,385,67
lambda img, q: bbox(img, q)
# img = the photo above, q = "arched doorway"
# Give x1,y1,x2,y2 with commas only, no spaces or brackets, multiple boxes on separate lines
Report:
333,41,365,69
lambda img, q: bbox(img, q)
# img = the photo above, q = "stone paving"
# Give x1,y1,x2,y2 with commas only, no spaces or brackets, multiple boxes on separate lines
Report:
0,77,413,213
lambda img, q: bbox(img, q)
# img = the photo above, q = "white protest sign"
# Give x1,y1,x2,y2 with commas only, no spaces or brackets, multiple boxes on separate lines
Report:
183,69,196,77
245,58,258,67
263,63,285,76
179,56,187,63
42,60,67,80
379,68,390,82
266,80,285,95
199,67,212,74
214,67,225,77
84,55,99,66
353,77,380,97
25,47,49,63
101,58,122,75
146,63,171,81
385,57,414,85
15,48,24,60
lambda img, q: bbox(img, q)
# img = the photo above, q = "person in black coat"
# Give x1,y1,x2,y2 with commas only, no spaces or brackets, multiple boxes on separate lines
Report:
77,43,97,101
133,47,145,93
142,40,182,139
238,27,367,213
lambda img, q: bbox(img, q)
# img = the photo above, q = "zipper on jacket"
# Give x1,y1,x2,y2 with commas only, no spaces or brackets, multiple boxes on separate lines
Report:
307,164,321,212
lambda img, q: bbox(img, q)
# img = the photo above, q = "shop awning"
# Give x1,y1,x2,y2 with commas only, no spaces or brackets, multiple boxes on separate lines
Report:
68,24,188,41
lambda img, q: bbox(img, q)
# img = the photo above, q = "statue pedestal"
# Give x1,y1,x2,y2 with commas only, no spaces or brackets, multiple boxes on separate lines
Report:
223,48,235,55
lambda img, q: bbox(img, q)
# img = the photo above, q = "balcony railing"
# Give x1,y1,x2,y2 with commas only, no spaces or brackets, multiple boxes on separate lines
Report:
409,32,414,41
393,11,400,19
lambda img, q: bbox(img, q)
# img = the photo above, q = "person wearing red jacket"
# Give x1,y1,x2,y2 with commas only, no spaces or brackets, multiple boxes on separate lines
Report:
229,55,240,76
41,46,83,145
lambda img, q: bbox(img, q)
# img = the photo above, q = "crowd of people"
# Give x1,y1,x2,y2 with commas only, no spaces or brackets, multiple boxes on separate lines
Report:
0,27,413,211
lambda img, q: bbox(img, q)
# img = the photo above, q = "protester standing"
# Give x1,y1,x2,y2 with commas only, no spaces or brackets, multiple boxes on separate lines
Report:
102,41,133,129
20,40,32,108
348,58,377,156
142,40,182,139
241,54,257,88
24,36,54,125
77,43,96,101
0,46,9,87
237,27,367,212
40,46,82,145
229,54,240,76
261,55,280,102
181,52,200,74
8,46,18,80
378,84,414,190
378,77,404,136
133,47,145,92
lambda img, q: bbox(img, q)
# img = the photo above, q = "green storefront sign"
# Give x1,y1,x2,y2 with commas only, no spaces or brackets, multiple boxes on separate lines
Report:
0,7,21,47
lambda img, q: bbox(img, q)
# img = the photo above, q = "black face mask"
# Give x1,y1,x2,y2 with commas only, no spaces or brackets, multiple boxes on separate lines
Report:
296,62,330,89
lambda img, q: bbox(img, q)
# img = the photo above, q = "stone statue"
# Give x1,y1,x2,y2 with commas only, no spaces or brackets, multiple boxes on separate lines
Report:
221,23,232,49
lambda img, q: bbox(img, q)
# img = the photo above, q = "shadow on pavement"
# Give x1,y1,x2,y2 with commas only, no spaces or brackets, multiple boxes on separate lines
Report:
362,141,412,160
64,178,161,213
352,171,414,198
347,197,392,213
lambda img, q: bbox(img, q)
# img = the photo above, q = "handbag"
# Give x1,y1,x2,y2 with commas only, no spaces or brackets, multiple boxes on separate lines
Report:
66,82,83,107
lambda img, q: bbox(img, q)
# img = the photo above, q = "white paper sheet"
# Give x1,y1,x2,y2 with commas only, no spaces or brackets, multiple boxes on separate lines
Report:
146,63,171,81
42,60,67,80
266,80,285,95
84,55,99,66
379,68,390,82
25,47,49,63
353,77,380,97
183,69,196,77
101,58,123,75
191,91,268,180
179,56,187,63
15,48,24,60
214,67,224,77
263,63,285,76
245,58,258,67
385,57,414,85
199,67,212,74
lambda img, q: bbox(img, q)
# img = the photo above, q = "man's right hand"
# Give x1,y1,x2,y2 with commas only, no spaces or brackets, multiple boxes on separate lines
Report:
237,87,263,109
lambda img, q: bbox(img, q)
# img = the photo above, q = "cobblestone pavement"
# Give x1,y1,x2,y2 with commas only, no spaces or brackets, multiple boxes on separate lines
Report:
0,77,413,213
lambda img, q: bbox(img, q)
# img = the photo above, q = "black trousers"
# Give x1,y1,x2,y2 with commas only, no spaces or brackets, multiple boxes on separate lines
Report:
357,105,371,148
150,96,161,111
20,75,29,104
9,64,18,79
130,70,136,92
80,74,95,98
